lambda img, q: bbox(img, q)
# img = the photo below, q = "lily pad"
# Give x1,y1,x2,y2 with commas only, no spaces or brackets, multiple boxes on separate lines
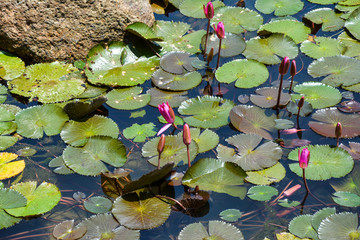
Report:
0,85,7,104
60,115,119,147
62,96,107,120
219,209,243,222
152,69,202,91
182,158,247,199
345,7,360,40
338,32,360,59
247,185,278,201
312,207,337,231
243,34,298,65
318,212,360,240
179,0,225,18
123,123,156,142
288,145,354,180
291,82,342,109
147,88,188,107
339,0,360,5
250,87,291,108
9,62,86,103
130,110,146,118
202,33,246,57
215,59,269,88
229,105,276,140
245,162,286,185
0,51,25,80
6,181,61,217
339,141,360,159
255,0,304,16
0,136,18,151
275,119,295,130
288,215,319,240
126,22,163,41
15,105,69,139
0,152,25,180
106,87,150,110
287,99,314,116
308,108,360,138
0,188,26,229
300,37,345,59
84,196,113,214
76,84,107,99
178,96,235,128
160,52,195,75
304,8,345,32
308,0,340,4
48,155,75,175
278,199,300,208
52,220,86,240
190,128,219,153
332,191,360,207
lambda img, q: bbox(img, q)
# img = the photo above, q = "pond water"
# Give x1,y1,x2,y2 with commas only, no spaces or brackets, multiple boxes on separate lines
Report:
1,0,360,239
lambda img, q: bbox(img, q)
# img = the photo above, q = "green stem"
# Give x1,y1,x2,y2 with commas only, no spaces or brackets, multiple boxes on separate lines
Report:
187,145,191,168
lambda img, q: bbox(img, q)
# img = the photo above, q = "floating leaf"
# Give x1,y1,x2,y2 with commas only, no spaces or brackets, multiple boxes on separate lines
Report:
336,4,359,19
304,8,345,32
288,215,318,239
291,82,342,109
288,145,354,180
16,147,36,157
178,96,235,128
309,108,360,138
229,105,276,140
63,96,107,120
0,152,25,180
123,123,156,142
307,0,340,4
147,88,188,107
0,51,25,80
215,59,269,88
0,85,7,104
152,69,202,91
256,0,304,16
318,212,360,240
52,219,86,240
169,0,184,8
332,191,360,207
219,209,243,222
126,22,162,41
275,119,294,130
190,128,219,153
339,32,360,59
84,196,113,214
300,37,345,59
130,110,146,118
245,162,286,185
179,0,225,18
48,156,75,175
77,84,107,99
202,33,246,57
15,105,69,139
0,136,18,151
106,87,150,110
312,207,337,231
6,181,61,217
287,100,313,117
339,142,360,159
243,34,298,65
338,100,360,113
60,115,119,147
250,87,291,108
182,158,247,199
276,232,312,240
160,52,195,75
278,199,300,208
247,185,278,201
0,188,26,229
345,7,360,40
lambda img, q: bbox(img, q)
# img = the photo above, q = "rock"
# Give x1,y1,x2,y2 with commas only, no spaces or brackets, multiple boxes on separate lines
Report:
0,0,154,63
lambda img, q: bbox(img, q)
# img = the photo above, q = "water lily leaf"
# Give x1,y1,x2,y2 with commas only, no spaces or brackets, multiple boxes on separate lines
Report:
169,0,184,8
61,115,119,147
0,51,25,80
48,155,75,175
247,185,278,201
112,191,171,230
182,158,247,199
229,105,276,140
246,162,286,185
179,0,225,18
345,7,360,40
275,119,294,130
77,84,107,99
0,188,26,229
215,59,269,88
160,52,195,75
339,32,360,59
0,85,7,104
9,62,85,103
278,199,300,208
308,55,360,87
52,219,86,240
142,134,198,167
336,4,359,19
255,0,304,16
258,19,310,44
291,82,342,109
243,34,298,65
211,6,263,34
6,181,61,217
85,42,159,87
178,220,244,240
130,110,146,118
126,22,163,41
308,108,360,138
63,136,127,176
101,168,132,199
84,196,112,214
288,145,354,180
250,87,291,108
339,141,360,159
304,8,345,32
300,37,345,59
0,136,18,151
0,152,25,180
308,0,340,4
16,147,36,157
287,99,313,117
178,96,235,128
63,96,107,120
332,191,360,207
123,123,156,142
147,88,188,107
276,232,312,240
339,0,360,5
78,213,140,239
219,209,243,222
288,215,319,240
15,105,69,139
106,87,150,110
312,207,337,231
318,212,360,240
190,128,219,153
202,33,246,57
152,69,202,91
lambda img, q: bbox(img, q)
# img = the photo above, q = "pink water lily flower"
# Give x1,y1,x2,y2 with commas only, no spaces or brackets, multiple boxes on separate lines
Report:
203,1,214,19
213,22,225,39
298,147,310,169
157,102,175,136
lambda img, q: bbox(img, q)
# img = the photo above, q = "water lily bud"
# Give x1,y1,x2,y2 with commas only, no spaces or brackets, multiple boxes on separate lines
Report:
203,1,214,19
279,56,290,76
283,184,301,197
298,96,305,109
183,123,191,146
207,47,214,63
298,147,310,169
213,22,225,39
157,134,166,154
290,60,296,77
335,122,342,139
158,102,175,124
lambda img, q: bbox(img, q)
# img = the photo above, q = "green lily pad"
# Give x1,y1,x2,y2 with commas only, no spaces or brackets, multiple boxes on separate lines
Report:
304,8,345,32
345,7,360,40
84,196,113,214
219,209,243,222
0,85,7,104
76,84,107,99
229,105,276,140
0,136,18,151
288,145,354,180
178,220,244,240
332,191,360,207
288,215,318,240
308,55,360,87
182,158,247,199
106,86,150,110
331,164,360,195
215,59,269,88
287,99,314,117
153,20,189,40
336,4,359,19
291,82,342,109
318,213,360,240
339,0,360,5
278,199,301,208
0,51,25,80
63,136,127,176
62,96,107,120
312,207,337,231
275,119,295,130
112,191,171,230
16,147,36,157
338,32,360,59
147,88,188,108
255,0,304,16
142,134,198,167
160,52,196,75
308,0,340,4
202,33,246,57
247,185,278,201
15,105,69,139
169,0,184,8
245,162,286,185
60,115,119,147
179,0,225,18
178,96,235,128
123,123,156,142
243,33,298,65
190,128,219,153
130,110,146,118
48,155,75,175
250,87,291,108
211,6,263,34
9,62,86,103
126,22,163,41
152,69,202,91
300,37,345,59
309,108,360,138
0,188,26,229
85,42,159,87
6,181,61,217
52,220,86,240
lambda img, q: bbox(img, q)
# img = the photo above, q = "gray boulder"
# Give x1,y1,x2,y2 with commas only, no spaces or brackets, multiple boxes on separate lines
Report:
0,0,154,63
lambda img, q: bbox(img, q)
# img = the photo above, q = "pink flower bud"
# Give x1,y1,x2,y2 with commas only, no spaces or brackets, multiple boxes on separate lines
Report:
298,147,310,169
157,134,166,154
183,123,191,146
298,96,305,109
283,184,301,197
279,56,290,76
290,60,296,77
203,1,214,19
158,102,175,124
213,22,225,39
335,122,342,139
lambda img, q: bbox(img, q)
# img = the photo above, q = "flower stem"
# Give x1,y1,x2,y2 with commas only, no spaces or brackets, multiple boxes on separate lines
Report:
302,168,310,194
275,74,284,110
186,145,191,168
203,19,210,59
216,38,222,70
289,76,294,94
157,152,161,170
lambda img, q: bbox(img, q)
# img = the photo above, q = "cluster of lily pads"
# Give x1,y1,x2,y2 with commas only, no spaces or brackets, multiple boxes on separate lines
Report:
1,0,360,239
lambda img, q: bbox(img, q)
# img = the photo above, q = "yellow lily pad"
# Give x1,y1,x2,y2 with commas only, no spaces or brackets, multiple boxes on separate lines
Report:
0,153,25,180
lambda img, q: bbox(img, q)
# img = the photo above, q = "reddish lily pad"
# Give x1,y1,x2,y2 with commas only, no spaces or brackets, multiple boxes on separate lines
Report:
338,100,360,113
340,142,360,159
250,87,291,108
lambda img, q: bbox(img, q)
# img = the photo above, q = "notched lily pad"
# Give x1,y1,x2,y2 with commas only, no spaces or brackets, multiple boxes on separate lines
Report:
63,96,107,120
202,33,246,57
52,219,86,240
84,196,113,214
123,123,156,142
332,191,360,207
0,152,25,180
0,51,25,80
247,185,278,201
318,212,360,240
288,215,318,239
190,128,219,153
0,188,26,229
160,52,195,75
219,209,243,222
345,7,360,40
152,69,202,91
301,37,345,59
245,162,286,185
250,87,291,108
255,0,304,16
106,86,150,110
304,8,345,32
147,88,188,107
